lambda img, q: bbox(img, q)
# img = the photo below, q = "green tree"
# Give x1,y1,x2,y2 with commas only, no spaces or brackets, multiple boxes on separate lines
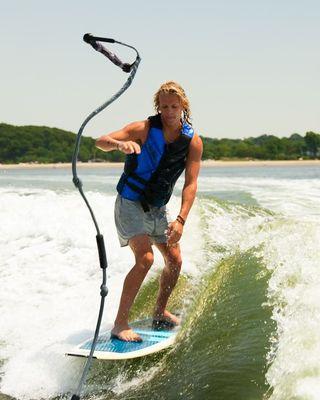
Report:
305,131,320,158
1,123,319,163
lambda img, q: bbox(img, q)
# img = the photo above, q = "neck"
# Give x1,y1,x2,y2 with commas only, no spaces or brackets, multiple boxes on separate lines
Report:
161,117,181,136
163,124,181,135
162,122,182,144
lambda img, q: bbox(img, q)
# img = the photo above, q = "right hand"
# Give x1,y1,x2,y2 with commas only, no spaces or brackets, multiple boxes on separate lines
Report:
166,220,183,247
118,141,141,154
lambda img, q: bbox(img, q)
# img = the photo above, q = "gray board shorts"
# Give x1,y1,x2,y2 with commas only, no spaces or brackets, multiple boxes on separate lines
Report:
114,194,172,247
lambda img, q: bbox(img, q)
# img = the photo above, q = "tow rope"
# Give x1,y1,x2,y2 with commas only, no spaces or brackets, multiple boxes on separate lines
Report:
71,33,141,400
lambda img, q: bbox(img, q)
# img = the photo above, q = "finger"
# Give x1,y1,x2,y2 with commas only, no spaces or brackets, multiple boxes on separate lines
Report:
125,143,135,154
133,142,141,154
168,230,178,243
121,142,130,153
170,229,182,242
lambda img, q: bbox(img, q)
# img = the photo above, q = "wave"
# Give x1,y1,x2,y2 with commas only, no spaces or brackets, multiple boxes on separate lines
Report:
1,189,320,400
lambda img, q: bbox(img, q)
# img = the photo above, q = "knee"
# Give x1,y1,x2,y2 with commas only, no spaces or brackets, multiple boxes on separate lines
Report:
136,251,154,271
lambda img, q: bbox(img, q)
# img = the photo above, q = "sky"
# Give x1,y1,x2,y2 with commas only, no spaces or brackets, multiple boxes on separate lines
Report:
1,0,319,139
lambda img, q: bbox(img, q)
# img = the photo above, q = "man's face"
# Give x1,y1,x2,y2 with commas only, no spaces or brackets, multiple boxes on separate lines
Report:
159,93,183,127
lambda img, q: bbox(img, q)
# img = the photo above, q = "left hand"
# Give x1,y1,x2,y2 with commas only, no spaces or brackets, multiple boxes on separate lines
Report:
167,220,184,247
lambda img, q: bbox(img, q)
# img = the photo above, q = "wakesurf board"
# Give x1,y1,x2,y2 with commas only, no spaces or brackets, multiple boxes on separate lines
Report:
66,317,179,360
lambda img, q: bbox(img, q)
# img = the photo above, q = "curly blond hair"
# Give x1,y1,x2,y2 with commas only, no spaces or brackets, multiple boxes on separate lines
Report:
153,81,192,125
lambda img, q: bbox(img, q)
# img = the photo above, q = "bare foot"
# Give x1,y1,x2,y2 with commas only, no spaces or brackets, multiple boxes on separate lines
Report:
111,325,142,342
153,309,181,326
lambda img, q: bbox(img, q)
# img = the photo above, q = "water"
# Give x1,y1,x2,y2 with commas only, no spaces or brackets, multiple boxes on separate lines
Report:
0,164,319,400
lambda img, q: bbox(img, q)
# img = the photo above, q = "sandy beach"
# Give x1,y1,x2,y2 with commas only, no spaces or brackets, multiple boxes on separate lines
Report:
0,160,319,170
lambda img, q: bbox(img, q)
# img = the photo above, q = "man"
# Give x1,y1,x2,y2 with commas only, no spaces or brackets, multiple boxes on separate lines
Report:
96,81,203,341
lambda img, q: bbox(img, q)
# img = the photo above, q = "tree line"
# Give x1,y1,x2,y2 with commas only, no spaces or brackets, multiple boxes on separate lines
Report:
201,132,320,160
0,123,319,164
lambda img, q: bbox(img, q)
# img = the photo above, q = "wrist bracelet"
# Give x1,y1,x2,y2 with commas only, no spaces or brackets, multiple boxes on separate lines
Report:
176,215,185,226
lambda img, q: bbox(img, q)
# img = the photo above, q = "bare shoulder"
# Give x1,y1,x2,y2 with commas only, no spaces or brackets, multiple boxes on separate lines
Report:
188,133,203,161
123,119,150,142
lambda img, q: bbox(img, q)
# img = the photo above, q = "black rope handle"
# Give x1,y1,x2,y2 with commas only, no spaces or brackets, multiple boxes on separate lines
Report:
70,34,141,400
83,33,138,72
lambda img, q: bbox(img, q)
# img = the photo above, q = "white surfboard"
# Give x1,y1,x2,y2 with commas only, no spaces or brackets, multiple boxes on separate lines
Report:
66,318,179,360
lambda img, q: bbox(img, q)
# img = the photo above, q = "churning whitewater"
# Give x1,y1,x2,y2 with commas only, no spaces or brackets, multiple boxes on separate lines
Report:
0,165,319,400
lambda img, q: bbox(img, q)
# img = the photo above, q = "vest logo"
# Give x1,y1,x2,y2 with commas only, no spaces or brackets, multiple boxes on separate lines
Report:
182,123,194,138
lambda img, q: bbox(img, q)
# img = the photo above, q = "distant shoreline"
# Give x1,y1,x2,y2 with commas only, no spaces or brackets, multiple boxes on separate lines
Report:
1,160,319,170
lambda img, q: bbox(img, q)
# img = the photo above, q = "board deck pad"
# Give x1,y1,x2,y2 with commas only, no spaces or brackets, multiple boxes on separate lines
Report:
67,318,179,360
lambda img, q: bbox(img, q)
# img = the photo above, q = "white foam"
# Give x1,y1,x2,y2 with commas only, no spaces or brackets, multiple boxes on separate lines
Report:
197,176,320,219
263,220,320,400
198,195,320,400
2,168,320,399
0,188,204,399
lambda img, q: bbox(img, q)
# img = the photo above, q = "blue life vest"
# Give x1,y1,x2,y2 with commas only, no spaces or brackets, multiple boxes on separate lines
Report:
116,114,194,208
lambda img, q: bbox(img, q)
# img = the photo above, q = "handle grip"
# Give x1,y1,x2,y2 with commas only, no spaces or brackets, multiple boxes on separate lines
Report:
83,33,115,44
83,33,133,73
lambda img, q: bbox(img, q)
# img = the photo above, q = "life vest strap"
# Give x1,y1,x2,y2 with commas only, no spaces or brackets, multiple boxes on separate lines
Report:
123,179,151,212
124,179,145,195
140,198,150,213
129,171,148,186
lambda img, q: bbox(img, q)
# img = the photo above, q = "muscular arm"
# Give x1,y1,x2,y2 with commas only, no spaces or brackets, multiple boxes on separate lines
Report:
179,134,203,220
95,120,149,154
167,134,203,246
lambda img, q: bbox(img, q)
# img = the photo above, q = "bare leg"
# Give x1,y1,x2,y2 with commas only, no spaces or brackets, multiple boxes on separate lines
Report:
153,242,182,324
112,234,154,341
